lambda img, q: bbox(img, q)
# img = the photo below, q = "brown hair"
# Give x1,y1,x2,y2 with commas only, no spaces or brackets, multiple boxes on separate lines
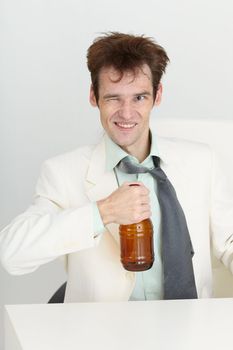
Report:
87,32,170,102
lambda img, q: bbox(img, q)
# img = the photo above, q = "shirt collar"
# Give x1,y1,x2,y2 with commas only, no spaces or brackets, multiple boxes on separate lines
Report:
104,130,160,171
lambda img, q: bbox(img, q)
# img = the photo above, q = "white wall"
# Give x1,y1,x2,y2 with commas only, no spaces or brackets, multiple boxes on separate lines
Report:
0,0,233,347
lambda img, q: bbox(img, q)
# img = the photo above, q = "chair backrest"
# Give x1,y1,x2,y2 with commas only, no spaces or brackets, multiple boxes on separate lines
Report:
152,118,233,297
153,118,233,182
48,282,67,303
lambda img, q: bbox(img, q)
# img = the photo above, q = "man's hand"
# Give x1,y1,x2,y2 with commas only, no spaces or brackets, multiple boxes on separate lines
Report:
97,182,151,225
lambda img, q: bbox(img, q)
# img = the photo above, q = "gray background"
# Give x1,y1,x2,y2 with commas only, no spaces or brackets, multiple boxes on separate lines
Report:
1,0,233,348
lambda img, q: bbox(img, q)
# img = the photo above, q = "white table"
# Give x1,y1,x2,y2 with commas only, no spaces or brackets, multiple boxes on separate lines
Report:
4,298,233,350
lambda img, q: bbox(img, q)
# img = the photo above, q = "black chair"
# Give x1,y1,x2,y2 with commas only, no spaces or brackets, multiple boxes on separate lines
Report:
48,282,67,303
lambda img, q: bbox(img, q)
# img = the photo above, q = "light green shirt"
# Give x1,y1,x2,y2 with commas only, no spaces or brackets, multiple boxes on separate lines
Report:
93,132,163,300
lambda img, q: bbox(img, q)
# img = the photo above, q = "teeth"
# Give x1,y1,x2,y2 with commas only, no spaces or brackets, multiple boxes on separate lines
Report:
116,123,136,128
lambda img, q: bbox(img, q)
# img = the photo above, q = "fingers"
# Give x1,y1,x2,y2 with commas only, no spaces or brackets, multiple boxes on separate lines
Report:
97,181,152,225
128,183,150,204
131,203,152,223
125,183,151,223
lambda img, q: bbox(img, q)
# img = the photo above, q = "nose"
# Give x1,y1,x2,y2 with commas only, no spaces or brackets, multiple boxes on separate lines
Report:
118,100,134,120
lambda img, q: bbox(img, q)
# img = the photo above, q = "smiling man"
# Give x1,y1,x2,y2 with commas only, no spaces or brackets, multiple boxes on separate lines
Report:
1,32,233,302
89,64,162,162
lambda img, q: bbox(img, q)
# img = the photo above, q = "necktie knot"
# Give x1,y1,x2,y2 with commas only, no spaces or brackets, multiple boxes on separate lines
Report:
117,156,167,182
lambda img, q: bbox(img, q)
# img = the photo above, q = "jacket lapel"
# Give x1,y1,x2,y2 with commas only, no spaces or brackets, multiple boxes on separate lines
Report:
84,137,120,244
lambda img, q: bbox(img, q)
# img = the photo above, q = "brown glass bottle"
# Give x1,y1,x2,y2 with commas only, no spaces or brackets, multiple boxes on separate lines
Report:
119,218,154,272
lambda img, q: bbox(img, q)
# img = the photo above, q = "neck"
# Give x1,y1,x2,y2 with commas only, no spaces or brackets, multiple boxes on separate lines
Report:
122,135,151,163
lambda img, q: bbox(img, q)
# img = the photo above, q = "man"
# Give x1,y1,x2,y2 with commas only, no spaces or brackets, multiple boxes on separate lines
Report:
0,32,233,302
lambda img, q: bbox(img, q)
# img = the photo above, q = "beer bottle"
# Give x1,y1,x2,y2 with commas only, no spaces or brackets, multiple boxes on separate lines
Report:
119,185,154,272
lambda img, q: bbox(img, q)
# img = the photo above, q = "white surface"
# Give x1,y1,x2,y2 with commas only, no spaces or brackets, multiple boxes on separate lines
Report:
4,312,22,350
4,299,233,350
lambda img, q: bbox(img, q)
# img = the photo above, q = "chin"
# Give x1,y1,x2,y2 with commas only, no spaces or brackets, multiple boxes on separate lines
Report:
111,135,131,146
108,129,140,148
115,139,136,151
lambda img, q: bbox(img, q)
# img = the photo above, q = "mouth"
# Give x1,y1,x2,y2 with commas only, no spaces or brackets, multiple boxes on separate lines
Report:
114,122,137,130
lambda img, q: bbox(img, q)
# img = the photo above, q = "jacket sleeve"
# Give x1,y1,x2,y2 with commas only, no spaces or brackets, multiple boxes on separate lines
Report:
210,149,233,273
0,159,101,275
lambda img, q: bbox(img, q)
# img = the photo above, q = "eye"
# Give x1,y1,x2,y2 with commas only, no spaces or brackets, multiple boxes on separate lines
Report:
135,95,146,101
106,97,119,102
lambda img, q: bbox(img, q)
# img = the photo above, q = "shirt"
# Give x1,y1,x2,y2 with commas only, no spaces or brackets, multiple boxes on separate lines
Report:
93,132,163,300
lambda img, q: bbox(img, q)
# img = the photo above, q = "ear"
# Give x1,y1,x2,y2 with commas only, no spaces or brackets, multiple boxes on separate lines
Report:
89,85,97,107
154,83,163,106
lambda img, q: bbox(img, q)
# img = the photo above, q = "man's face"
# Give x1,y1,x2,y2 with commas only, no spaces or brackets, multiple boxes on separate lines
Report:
90,64,162,159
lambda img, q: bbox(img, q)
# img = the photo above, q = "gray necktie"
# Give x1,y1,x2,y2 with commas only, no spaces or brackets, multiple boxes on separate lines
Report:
117,156,197,299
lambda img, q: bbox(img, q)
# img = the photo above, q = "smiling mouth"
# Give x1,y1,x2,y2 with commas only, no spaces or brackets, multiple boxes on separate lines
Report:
114,122,137,129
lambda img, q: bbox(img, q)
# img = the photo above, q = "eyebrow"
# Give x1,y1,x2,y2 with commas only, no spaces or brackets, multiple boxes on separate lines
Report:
103,91,152,99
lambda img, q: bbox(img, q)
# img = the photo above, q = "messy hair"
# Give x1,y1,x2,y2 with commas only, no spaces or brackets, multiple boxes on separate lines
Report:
87,32,170,101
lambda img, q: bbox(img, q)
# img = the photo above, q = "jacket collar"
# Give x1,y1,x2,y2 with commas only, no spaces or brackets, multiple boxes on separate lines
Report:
85,135,184,190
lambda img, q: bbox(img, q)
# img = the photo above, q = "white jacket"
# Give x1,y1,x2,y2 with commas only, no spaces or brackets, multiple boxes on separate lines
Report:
1,135,233,302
